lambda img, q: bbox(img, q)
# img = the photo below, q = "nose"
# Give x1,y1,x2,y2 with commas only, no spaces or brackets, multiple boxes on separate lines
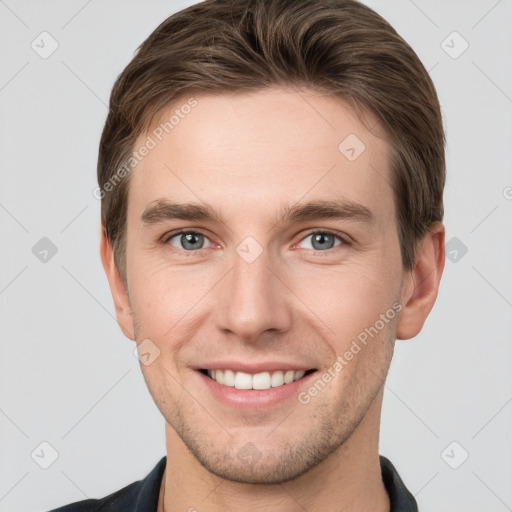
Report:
214,245,293,342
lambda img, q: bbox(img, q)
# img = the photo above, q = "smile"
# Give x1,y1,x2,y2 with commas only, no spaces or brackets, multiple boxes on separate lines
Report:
201,369,315,390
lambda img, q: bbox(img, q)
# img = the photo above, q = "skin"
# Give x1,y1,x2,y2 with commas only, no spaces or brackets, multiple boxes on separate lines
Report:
100,87,445,512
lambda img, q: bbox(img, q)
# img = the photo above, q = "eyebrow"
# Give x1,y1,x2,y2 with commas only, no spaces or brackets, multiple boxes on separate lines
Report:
280,199,374,224
140,198,374,226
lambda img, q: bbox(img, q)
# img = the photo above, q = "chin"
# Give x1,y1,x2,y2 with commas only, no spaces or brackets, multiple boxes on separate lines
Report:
174,413,355,485
193,448,322,484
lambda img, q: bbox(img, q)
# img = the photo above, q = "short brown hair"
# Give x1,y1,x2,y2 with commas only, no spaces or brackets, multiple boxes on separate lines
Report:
98,0,445,286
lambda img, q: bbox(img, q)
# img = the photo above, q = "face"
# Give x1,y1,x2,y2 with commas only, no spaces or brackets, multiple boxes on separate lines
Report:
119,88,409,483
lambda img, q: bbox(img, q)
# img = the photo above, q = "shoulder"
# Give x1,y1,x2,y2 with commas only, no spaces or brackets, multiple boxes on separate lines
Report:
48,456,167,512
48,482,142,512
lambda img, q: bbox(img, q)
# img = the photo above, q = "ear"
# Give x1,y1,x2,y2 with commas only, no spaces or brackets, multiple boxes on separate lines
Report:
396,222,445,340
99,225,135,340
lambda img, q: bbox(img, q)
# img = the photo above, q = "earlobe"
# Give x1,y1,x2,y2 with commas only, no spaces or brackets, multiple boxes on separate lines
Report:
396,222,445,340
99,226,135,340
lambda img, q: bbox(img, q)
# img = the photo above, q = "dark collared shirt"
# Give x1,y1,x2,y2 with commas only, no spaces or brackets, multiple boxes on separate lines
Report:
49,455,418,511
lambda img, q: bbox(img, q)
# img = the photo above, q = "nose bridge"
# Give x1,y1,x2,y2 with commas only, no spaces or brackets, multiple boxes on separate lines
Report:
215,240,291,340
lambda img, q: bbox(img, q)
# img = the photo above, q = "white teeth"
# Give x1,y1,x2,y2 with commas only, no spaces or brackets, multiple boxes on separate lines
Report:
252,371,271,390
223,369,235,387
271,371,284,387
206,369,310,390
284,370,295,384
293,370,306,381
234,371,253,389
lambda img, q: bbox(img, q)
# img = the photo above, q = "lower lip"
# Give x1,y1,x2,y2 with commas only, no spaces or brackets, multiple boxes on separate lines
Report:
196,370,318,409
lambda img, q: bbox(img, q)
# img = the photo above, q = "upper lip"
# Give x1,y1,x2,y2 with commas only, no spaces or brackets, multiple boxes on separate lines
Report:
194,361,316,374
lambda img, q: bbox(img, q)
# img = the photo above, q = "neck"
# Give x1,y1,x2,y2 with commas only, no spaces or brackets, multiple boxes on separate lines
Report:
159,390,389,512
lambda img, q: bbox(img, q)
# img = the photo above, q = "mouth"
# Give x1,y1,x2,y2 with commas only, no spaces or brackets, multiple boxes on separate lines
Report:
199,368,317,391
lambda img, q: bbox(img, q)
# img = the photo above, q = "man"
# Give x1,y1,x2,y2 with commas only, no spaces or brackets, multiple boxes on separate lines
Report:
51,0,445,510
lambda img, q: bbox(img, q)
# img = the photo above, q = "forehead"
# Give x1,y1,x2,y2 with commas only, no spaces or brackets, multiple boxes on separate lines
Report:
128,87,394,224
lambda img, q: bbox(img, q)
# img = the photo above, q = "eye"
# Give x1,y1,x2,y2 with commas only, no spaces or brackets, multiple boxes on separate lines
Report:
163,229,346,253
297,231,345,251
165,230,212,251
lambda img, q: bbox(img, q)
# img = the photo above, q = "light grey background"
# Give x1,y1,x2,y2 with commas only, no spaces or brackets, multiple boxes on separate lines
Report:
0,1,511,511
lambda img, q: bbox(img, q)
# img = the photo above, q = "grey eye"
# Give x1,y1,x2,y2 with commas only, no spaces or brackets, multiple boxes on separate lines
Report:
168,232,212,251
298,232,343,251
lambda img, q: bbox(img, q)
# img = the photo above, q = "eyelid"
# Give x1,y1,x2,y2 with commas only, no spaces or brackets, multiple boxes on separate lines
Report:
163,228,205,242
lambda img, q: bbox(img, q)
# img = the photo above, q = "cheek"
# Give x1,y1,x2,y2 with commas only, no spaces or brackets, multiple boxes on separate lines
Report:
127,253,217,339
286,259,401,343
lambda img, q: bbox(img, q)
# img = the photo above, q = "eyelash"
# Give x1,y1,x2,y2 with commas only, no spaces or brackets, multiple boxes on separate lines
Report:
162,229,349,254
